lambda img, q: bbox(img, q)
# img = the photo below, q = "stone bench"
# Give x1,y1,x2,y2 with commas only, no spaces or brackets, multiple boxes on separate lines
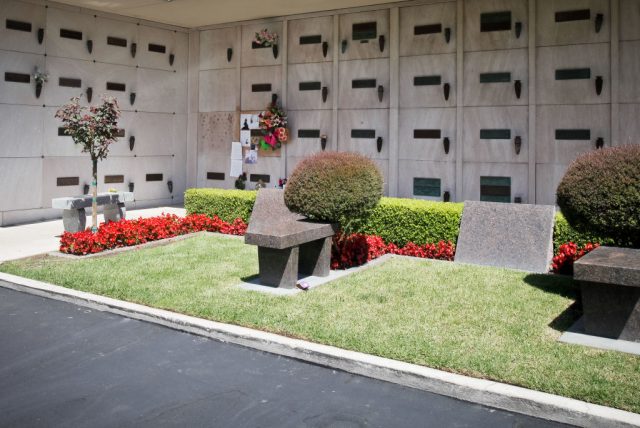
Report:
574,246,640,342
245,189,337,289
52,192,135,233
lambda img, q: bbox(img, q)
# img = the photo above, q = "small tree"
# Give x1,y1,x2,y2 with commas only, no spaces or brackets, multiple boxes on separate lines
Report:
55,95,121,232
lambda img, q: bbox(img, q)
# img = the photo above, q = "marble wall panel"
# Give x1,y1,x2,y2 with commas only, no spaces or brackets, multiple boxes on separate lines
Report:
464,0,528,52
126,112,175,157
399,2,457,57
138,25,176,71
620,41,640,103
200,27,239,70
463,106,528,163
43,56,95,107
136,68,183,114
399,54,456,108
287,62,333,110
0,50,45,105
536,43,610,105
620,0,640,41
337,109,389,159
536,0,610,46
45,7,95,61
288,16,334,64
240,65,282,111
197,112,237,189
98,157,136,194
241,22,283,67
619,104,640,146
244,157,283,189
338,58,390,109
0,158,43,211
397,160,456,201
92,62,137,110
463,48,528,106
536,104,610,164
131,156,174,201
41,156,91,207
398,108,456,161
535,163,568,206
286,110,333,157
0,0,46,54
0,104,44,157
199,68,239,112
43,106,86,157
339,10,389,61
93,17,138,67
462,162,529,203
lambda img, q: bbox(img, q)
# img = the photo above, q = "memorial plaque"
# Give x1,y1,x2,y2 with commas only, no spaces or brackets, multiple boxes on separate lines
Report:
299,81,322,91
57,176,80,186
104,174,124,184
207,172,225,180
413,177,441,197
352,22,377,40
555,129,591,140
60,28,82,40
351,129,376,139
251,83,272,92
250,174,270,183
59,77,81,88
146,173,163,182
148,43,166,53
414,75,441,86
413,129,441,139
454,201,556,273
555,9,590,23
6,20,32,32
480,11,511,32
414,24,442,35
107,37,128,47
106,82,126,92
480,72,511,83
298,129,321,138
299,35,322,45
4,73,30,83
352,79,377,89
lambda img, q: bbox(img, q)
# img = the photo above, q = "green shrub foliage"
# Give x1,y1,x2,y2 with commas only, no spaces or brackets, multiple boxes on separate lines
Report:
284,152,383,222
556,145,640,247
184,188,256,223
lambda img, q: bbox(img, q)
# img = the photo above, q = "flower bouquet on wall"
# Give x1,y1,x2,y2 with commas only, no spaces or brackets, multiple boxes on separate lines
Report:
257,99,288,151
253,29,278,47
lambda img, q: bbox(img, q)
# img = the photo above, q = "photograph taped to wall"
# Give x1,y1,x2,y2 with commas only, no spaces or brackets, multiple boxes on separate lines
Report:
244,148,258,164
240,130,251,146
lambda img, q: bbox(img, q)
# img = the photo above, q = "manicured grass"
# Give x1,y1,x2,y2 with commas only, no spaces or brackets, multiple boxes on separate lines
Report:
2,234,639,413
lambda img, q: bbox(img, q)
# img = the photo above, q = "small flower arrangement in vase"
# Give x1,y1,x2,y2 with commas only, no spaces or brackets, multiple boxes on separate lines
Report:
253,29,279,58
33,68,48,99
258,99,288,151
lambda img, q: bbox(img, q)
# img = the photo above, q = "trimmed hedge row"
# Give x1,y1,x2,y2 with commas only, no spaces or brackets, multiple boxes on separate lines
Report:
184,188,613,249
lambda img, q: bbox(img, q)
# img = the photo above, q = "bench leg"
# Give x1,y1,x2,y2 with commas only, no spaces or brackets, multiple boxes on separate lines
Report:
62,209,86,233
258,246,299,289
104,203,126,223
581,281,640,341
299,237,332,277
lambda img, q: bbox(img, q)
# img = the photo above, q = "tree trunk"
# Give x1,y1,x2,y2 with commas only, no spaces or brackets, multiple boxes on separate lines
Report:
91,158,98,233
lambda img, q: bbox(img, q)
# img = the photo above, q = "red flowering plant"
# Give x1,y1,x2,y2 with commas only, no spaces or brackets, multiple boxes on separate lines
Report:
55,95,121,232
258,99,288,151
253,29,278,47
551,242,599,275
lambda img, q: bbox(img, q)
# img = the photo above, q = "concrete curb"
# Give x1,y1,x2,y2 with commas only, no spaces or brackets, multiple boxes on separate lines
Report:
0,272,638,428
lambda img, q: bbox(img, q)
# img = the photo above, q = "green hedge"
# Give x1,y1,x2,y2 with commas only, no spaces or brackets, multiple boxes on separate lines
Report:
185,188,612,250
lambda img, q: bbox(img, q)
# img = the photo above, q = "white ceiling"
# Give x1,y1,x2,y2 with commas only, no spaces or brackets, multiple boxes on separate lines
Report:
52,0,396,28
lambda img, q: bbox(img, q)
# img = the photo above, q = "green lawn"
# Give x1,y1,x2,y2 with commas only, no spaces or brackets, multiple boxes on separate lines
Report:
2,234,639,413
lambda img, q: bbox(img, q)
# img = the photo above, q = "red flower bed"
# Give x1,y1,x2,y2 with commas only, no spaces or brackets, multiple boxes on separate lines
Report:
331,232,456,269
60,213,247,255
551,242,599,275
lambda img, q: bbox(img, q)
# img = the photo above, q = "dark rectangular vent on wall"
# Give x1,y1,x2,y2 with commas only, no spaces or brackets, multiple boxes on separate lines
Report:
250,174,270,183
250,129,264,137
58,127,68,136
555,129,591,140
480,129,511,140
298,129,321,138
480,72,511,83
4,72,30,83
148,43,166,53
480,176,511,203
351,129,376,139
104,175,124,184
299,35,322,45
414,129,442,139
59,77,81,88
299,81,322,91
106,82,126,91
555,68,591,80
57,177,79,186
414,75,441,86
251,83,272,92
352,22,377,40
115,129,125,138
414,24,442,35
60,28,82,40
107,36,127,47
555,9,591,22
207,172,225,180
6,19,32,32
480,11,512,32
413,178,441,197
146,173,163,182
352,79,376,89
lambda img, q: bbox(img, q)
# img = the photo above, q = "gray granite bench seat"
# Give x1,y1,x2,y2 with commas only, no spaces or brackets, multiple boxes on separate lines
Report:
574,246,640,342
52,192,134,233
245,189,337,289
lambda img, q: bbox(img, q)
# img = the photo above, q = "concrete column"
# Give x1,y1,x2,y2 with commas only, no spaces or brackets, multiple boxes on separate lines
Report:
528,0,537,203
455,0,464,202
388,7,400,197
186,30,200,189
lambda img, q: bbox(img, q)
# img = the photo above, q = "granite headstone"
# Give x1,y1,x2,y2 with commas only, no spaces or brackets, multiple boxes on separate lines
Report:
454,201,555,273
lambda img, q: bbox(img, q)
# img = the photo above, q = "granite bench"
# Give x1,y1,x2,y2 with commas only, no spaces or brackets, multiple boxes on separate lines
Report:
574,246,640,342
245,189,337,289
52,192,134,233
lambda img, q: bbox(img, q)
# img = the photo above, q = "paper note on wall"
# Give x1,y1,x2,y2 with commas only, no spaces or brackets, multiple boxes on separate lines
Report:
231,141,243,160
230,159,243,178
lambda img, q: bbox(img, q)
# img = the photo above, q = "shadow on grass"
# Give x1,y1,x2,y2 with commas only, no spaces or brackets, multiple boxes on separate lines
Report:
524,273,582,332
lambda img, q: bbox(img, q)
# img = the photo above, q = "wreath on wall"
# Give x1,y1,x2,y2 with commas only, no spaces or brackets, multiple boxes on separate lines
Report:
258,98,288,151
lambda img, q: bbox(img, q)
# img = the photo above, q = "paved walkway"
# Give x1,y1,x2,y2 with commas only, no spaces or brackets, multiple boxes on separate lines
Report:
0,207,185,262
0,287,569,428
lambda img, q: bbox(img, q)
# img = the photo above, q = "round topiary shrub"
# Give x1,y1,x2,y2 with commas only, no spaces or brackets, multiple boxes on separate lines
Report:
556,145,640,247
284,151,383,222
